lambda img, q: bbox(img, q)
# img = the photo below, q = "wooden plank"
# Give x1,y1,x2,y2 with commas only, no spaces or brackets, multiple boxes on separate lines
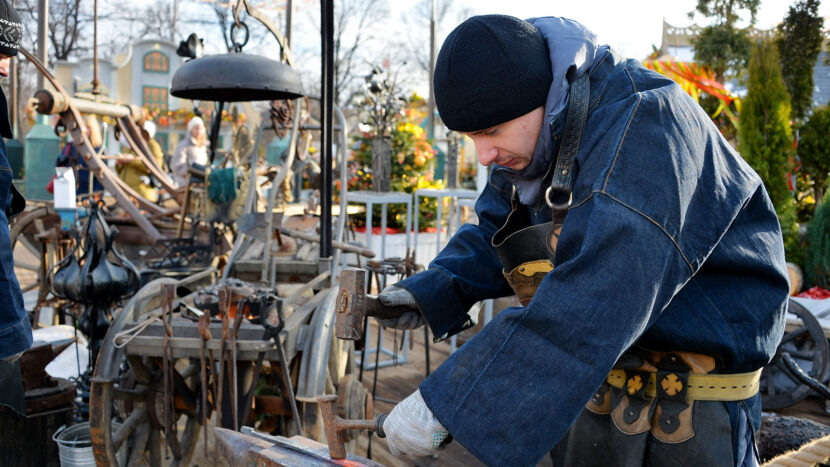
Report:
124,335,282,361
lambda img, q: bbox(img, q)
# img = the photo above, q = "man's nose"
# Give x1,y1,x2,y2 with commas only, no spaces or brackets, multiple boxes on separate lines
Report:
475,140,498,166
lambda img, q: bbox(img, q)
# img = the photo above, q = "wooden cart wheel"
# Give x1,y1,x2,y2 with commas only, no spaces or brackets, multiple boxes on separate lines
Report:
761,299,830,410
90,278,202,467
90,355,202,467
10,206,59,295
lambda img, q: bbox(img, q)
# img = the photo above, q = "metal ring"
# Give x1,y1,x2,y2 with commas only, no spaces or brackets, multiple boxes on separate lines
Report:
545,186,555,208
545,186,571,211
230,21,250,50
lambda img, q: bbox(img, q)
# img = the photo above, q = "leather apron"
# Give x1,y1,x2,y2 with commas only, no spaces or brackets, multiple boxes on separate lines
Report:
489,76,740,466
491,74,590,305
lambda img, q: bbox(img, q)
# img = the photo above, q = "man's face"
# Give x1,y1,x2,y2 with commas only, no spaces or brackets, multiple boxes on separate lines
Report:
0,54,12,78
462,106,545,170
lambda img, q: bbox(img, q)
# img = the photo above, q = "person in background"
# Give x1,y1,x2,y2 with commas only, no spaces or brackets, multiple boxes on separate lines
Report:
116,120,164,202
55,114,104,195
0,0,32,417
170,116,207,187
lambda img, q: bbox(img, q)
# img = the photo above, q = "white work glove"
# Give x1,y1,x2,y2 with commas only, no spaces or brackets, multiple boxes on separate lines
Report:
382,389,449,457
376,286,426,330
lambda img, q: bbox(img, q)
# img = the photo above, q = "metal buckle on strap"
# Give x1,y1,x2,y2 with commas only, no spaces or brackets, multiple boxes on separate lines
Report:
545,186,571,210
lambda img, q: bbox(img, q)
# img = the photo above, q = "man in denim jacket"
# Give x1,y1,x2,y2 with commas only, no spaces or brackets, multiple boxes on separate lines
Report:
376,15,789,466
0,0,30,362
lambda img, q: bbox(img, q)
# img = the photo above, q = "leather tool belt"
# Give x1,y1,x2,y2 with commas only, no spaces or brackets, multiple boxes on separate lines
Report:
587,350,760,444
605,368,761,402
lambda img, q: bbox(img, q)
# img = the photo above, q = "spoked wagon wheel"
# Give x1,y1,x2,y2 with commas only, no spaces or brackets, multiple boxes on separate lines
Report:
10,206,59,295
90,278,202,466
761,299,830,410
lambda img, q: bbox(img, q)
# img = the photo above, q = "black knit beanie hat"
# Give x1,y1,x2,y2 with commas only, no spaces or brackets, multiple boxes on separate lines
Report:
0,0,22,57
434,15,552,132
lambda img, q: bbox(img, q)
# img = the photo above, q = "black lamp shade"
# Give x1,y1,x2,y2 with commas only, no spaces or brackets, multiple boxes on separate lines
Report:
170,53,304,102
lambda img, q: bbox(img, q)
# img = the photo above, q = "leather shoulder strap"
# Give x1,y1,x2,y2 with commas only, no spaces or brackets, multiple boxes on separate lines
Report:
546,74,590,225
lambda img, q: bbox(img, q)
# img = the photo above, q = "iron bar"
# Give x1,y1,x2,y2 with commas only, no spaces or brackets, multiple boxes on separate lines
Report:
320,0,334,262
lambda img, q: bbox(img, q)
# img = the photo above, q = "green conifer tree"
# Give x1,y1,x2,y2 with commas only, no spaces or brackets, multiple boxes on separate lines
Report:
806,191,830,287
690,0,759,83
798,105,830,205
776,0,824,122
738,38,801,264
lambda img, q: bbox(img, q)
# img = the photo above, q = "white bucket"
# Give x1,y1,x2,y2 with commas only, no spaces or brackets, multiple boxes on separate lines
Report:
52,422,125,467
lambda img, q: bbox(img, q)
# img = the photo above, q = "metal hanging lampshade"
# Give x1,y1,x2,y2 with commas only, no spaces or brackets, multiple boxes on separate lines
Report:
170,53,304,102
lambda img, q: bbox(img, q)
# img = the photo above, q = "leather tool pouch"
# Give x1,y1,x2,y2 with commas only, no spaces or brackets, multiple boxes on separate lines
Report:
607,353,657,435
603,351,716,443
650,351,715,444
492,195,556,305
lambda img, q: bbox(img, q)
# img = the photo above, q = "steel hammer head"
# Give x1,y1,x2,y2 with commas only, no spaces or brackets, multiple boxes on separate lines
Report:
335,268,366,341
318,394,347,459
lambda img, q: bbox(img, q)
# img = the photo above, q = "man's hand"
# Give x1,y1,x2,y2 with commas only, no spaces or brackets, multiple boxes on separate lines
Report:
383,389,449,457
377,286,426,330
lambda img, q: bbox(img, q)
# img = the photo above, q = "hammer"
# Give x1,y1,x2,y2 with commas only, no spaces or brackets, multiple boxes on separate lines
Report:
317,394,387,460
335,268,414,340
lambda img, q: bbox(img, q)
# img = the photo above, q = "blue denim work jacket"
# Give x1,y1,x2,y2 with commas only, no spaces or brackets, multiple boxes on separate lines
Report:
397,49,789,465
0,90,31,360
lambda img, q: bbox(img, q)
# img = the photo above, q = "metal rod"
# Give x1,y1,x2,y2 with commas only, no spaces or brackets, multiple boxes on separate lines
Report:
284,0,292,60
9,0,16,137
320,0,334,261
209,101,225,163
281,227,374,258
272,321,303,436
428,0,436,140
91,0,100,94
36,0,47,91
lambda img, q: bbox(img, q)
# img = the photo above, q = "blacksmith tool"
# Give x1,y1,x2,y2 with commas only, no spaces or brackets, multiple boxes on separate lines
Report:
240,297,304,436
335,268,414,341
240,296,276,429
268,300,303,436
197,313,211,457
230,298,245,430
216,287,231,428
213,426,384,466
161,283,176,456
317,394,385,460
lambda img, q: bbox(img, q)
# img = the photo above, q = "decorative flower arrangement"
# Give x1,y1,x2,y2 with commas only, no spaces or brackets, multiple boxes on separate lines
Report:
345,93,446,231
143,107,242,127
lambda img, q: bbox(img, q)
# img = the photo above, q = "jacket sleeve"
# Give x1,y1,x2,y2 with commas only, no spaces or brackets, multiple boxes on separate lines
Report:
418,192,694,465
395,172,515,338
169,143,187,187
125,149,150,175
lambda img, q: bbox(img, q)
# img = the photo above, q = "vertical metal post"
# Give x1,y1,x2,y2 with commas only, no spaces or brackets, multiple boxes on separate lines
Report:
171,0,178,42
428,0,436,140
285,0,293,48
8,58,15,136
91,0,99,94
320,0,334,262
36,0,47,91
9,0,15,136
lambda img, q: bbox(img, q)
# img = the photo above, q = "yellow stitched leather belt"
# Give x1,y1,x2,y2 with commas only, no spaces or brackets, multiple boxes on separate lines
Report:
606,368,762,401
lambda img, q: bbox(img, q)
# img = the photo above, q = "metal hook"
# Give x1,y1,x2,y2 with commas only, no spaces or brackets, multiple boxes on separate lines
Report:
230,21,249,52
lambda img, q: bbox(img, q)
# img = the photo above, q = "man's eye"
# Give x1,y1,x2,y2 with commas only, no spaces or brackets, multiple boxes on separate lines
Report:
485,129,497,135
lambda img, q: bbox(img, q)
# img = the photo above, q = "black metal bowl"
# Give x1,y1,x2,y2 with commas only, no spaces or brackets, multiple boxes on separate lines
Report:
170,53,304,102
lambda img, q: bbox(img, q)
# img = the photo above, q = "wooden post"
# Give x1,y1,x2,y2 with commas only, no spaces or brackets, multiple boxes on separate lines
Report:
446,132,459,189
371,136,391,193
